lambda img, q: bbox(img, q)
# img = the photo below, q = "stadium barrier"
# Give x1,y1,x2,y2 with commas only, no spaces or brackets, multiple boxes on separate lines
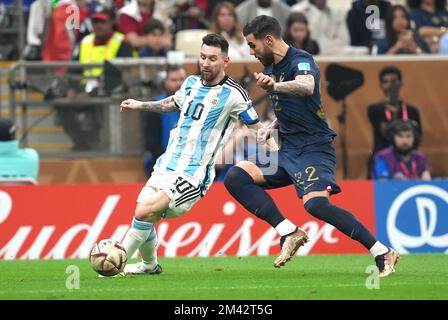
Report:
4,56,448,179
1,180,446,260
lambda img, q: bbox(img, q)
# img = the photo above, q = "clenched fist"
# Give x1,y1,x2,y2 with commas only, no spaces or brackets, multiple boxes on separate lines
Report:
254,72,276,91
120,99,143,112
257,126,271,145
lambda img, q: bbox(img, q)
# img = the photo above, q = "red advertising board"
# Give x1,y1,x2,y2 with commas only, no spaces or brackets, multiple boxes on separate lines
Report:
0,182,374,260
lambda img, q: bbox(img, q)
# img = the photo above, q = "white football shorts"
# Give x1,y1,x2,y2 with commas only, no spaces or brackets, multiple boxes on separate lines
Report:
137,171,203,218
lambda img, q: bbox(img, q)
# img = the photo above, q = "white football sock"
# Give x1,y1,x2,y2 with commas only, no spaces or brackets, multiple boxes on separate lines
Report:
122,217,154,259
139,229,158,266
369,241,389,257
275,219,297,236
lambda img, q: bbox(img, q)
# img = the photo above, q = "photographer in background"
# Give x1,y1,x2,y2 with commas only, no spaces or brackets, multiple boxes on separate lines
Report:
367,66,422,178
373,120,430,180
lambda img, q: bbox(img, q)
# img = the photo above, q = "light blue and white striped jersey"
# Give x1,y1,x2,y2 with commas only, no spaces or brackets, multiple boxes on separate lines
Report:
154,75,259,191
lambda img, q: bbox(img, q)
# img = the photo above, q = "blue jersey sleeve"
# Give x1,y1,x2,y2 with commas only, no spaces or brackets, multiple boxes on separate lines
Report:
374,157,392,180
292,55,318,78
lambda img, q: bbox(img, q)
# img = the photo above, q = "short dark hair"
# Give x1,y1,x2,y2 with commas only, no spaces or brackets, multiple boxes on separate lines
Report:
166,64,185,74
143,18,165,35
387,119,421,147
379,66,402,83
391,120,416,134
202,33,229,54
242,15,282,39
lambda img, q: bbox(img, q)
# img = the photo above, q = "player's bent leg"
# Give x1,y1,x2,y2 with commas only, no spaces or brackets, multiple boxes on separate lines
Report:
303,191,378,249
303,191,399,277
135,191,170,222
224,162,291,229
121,190,169,276
234,161,267,184
124,212,164,276
224,162,307,268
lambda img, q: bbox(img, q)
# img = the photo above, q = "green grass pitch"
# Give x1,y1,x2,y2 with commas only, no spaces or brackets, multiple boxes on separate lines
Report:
0,254,447,300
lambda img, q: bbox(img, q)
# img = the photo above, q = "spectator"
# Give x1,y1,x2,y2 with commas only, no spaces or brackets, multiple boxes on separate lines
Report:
346,0,392,49
291,0,370,55
78,8,134,92
207,0,245,18
408,0,448,52
139,18,171,57
375,4,430,54
0,118,39,182
367,66,422,177
172,0,209,30
24,0,52,60
209,1,253,59
118,0,172,49
373,120,430,180
42,0,91,62
142,65,187,175
236,0,290,30
283,12,320,54
57,8,134,150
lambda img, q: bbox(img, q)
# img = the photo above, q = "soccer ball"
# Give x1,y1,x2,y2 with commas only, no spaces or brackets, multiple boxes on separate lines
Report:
89,239,127,276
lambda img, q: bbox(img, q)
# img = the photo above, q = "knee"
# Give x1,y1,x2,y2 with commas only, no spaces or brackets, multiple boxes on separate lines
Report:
304,196,329,215
224,166,240,189
135,201,157,222
224,164,253,191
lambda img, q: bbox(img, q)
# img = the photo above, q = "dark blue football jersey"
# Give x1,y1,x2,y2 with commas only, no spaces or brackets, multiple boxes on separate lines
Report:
264,47,336,148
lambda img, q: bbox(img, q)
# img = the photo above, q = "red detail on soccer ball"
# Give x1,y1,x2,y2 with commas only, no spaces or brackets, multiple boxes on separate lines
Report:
89,239,127,276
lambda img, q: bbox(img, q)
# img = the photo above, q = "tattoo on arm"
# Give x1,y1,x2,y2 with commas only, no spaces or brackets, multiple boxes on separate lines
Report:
141,95,178,113
274,75,315,96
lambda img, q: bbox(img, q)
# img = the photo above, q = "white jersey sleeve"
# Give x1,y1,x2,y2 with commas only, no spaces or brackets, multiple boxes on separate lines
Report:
226,77,260,125
173,76,191,111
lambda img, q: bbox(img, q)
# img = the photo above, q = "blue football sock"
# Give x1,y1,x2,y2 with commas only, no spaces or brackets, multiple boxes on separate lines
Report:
224,166,286,228
304,197,377,249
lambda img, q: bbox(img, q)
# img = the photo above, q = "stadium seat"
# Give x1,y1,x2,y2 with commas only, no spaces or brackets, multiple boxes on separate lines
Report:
175,29,210,58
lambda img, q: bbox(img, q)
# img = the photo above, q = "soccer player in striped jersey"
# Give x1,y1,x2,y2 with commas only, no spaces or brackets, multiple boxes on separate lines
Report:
118,33,275,275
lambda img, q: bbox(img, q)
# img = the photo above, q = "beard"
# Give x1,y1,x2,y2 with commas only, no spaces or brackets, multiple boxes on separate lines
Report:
256,49,275,66
394,144,413,156
200,69,217,82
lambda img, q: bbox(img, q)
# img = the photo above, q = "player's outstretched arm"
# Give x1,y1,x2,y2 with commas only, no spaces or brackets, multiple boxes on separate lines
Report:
120,96,178,113
275,75,314,96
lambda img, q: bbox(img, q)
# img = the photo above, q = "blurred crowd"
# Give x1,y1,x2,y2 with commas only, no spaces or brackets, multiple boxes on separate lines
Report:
0,0,447,61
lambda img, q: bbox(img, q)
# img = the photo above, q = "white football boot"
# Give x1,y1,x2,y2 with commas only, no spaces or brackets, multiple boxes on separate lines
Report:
123,261,163,275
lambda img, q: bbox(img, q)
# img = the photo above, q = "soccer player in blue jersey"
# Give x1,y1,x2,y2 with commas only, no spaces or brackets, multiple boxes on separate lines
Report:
223,16,399,277
118,34,272,275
